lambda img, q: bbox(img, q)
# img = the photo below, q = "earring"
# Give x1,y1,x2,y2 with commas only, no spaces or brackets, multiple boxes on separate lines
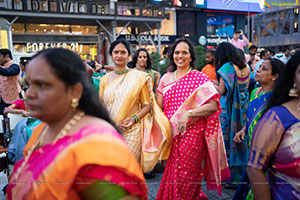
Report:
71,98,79,109
289,83,299,97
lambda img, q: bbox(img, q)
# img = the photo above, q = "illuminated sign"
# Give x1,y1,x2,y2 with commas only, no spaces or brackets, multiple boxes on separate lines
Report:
151,0,206,8
26,43,83,53
207,0,264,12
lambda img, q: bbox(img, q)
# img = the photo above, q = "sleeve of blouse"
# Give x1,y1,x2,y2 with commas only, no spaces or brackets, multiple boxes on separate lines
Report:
139,82,150,105
247,109,285,170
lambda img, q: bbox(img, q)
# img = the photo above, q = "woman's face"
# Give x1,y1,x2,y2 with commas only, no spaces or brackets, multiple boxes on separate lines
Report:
255,60,276,85
137,51,147,68
111,43,129,67
173,42,192,70
294,64,300,93
25,56,75,123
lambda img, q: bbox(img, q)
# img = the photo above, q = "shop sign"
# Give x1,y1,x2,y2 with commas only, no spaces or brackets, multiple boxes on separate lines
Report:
26,42,83,53
206,36,230,46
118,35,176,45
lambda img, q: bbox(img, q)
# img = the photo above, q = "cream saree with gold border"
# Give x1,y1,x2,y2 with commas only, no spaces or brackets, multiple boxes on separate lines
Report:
99,70,172,172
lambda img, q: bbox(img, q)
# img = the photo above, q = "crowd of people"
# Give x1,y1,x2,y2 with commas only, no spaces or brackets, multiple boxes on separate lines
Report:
0,33,299,200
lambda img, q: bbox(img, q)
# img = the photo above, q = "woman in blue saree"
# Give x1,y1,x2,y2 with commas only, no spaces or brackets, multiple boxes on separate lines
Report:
215,44,250,186
247,50,300,200
233,58,284,199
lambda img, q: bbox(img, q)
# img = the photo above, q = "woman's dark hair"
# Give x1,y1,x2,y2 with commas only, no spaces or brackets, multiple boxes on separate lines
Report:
132,48,152,70
266,58,284,76
168,37,196,72
30,48,120,133
264,50,300,113
215,42,246,72
109,38,131,56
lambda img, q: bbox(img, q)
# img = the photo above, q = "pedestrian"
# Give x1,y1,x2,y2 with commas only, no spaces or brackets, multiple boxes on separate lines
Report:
245,45,260,72
233,58,284,200
156,38,229,200
280,48,291,64
99,39,172,173
215,42,251,188
230,29,249,52
253,50,270,76
0,49,21,115
201,48,217,85
247,50,300,200
7,48,147,199
132,48,161,93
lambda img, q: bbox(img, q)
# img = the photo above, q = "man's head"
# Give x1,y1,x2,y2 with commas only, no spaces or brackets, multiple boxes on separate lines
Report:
283,48,290,57
0,49,12,65
260,50,270,60
206,49,215,65
249,45,257,56
233,30,241,39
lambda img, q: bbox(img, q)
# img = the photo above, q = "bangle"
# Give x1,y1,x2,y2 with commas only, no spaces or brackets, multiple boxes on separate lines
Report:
188,109,193,117
102,64,105,69
131,114,139,124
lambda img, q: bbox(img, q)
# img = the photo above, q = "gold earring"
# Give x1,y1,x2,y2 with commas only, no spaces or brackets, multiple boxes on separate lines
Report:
71,98,79,109
289,83,298,97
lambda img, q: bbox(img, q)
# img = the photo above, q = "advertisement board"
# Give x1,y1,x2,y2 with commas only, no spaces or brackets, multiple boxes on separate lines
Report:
206,0,264,12
151,0,206,8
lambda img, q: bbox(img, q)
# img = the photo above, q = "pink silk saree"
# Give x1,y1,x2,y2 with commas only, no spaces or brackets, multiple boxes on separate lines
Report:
156,70,229,199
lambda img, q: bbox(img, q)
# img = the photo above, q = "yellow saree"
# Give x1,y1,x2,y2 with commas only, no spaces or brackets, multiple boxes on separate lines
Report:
99,70,172,172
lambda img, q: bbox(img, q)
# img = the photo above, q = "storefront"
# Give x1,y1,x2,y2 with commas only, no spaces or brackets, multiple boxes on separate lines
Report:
0,0,165,63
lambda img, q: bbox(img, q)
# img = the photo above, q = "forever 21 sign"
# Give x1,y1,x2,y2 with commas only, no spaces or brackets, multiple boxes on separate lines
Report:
26,42,83,53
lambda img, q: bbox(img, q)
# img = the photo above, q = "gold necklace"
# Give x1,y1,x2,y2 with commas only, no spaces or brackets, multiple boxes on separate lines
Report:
114,67,129,75
13,111,85,180
174,68,192,81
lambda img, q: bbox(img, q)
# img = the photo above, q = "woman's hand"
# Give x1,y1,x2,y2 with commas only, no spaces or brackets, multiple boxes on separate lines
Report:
233,129,246,143
177,111,190,135
119,117,135,131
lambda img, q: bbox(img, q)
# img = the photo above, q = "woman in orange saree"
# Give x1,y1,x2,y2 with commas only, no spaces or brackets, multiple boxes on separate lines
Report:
155,38,229,200
7,48,147,200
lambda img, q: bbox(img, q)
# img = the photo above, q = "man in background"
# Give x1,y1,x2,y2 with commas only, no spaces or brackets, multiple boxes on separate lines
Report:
280,48,291,64
0,49,20,115
202,49,217,85
245,45,260,72
230,29,249,52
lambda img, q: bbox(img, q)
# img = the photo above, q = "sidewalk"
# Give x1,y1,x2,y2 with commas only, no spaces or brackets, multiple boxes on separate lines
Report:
146,173,236,200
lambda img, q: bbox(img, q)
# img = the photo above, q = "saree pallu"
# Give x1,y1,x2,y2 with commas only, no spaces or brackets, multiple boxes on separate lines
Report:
7,123,147,200
246,88,272,146
217,62,250,170
248,106,300,200
156,71,229,200
99,70,172,172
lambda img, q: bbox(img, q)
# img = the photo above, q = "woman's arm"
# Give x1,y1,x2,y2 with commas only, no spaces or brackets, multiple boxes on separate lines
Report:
156,93,164,110
154,72,161,92
247,167,271,200
215,77,227,95
177,99,218,134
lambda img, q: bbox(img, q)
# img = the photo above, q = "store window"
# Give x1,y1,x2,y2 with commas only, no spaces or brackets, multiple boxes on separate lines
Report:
207,14,234,37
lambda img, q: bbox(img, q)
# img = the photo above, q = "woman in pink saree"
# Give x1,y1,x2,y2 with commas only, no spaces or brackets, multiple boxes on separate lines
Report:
155,38,230,200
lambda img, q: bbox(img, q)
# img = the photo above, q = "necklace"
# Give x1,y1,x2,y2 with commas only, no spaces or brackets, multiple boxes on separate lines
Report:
174,68,192,81
13,111,85,180
114,67,129,75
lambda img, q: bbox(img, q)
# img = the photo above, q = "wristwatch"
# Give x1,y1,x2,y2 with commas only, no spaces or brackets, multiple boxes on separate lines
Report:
102,64,105,69
188,109,193,117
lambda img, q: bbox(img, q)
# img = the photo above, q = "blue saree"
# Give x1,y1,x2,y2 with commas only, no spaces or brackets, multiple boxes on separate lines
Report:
217,62,250,182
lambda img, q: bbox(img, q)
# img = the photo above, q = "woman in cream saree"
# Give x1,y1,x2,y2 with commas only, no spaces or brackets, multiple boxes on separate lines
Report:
99,39,172,173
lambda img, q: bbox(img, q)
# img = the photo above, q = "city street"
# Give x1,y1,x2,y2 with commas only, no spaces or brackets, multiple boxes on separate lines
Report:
146,172,236,200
